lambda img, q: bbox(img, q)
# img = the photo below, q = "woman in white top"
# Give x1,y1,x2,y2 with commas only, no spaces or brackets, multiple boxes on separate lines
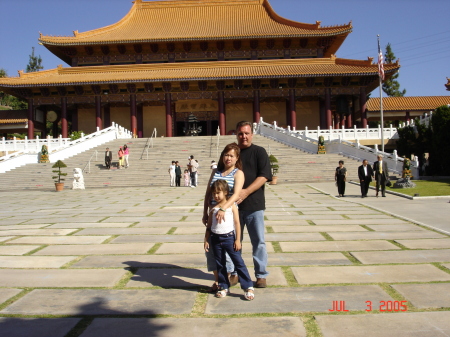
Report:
202,143,244,293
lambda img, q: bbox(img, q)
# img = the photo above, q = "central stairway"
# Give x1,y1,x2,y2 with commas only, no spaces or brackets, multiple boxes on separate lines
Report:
0,135,363,190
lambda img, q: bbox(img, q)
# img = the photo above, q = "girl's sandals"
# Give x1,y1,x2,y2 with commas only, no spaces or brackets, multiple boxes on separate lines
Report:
215,288,228,298
244,287,255,301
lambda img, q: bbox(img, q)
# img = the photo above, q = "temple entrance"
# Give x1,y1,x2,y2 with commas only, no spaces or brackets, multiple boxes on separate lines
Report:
175,99,219,136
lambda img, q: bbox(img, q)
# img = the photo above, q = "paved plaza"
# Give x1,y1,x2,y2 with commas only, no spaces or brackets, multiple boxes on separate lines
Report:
0,183,449,337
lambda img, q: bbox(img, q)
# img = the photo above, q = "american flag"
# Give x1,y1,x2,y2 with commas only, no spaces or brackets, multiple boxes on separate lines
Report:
377,36,385,80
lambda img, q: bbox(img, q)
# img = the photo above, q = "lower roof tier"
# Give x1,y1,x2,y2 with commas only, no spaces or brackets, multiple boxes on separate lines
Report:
0,58,399,91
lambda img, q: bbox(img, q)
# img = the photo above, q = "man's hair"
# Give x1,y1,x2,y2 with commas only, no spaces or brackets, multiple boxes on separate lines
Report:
210,179,229,199
190,155,194,159
363,159,368,163
235,121,253,133
377,154,383,158
339,160,344,165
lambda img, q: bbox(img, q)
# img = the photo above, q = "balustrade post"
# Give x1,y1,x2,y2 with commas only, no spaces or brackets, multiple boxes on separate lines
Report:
96,127,100,133
24,136,28,150
393,150,398,161
356,139,360,149
378,125,381,139
59,135,63,147
305,126,308,138
341,125,345,140
36,135,40,152
13,137,17,151
366,125,369,138
353,125,357,140
274,121,277,129
374,144,379,153
2,137,5,153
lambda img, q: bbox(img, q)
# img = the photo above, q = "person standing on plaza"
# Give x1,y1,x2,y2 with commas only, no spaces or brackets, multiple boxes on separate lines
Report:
184,169,190,187
210,160,217,170
104,147,112,169
358,159,374,198
117,146,124,169
235,121,272,288
202,142,245,293
373,154,389,197
168,161,176,187
123,144,130,168
175,161,182,187
188,155,198,188
335,160,347,197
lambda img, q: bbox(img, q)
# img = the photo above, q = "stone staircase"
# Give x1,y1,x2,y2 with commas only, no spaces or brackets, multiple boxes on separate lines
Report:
0,135,364,190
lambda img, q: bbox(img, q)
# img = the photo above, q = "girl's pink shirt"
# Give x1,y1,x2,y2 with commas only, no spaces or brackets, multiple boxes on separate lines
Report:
124,148,129,155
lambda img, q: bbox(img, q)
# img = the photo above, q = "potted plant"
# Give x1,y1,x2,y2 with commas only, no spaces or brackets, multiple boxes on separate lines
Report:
52,160,67,191
269,154,279,185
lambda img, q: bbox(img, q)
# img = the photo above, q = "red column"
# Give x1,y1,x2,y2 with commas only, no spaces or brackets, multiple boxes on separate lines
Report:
340,113,345,129
289,89,296,129
253,90,260,124
95,95,102,130
334,112,340,129
61,97,68,138
360,88,367,128
27,99,34,139
165,93,172,137
218,91,226,135
130,94,137,137
325,88,332,128
405,111,410,123
346,113,352,129
351,96,356,128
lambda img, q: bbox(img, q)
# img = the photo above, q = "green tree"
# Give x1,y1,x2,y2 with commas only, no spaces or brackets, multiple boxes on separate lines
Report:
429,105,450,175
382,43,406,97
26,47,44,73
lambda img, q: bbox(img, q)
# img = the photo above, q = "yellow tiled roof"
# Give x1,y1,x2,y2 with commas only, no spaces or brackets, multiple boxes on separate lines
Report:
367,96,450,112
0,119,28,124
0,58,399,87
39,0,352,45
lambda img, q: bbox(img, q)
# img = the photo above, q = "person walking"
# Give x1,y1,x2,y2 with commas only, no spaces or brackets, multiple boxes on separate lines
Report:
175,161,182,187
123,144,130,168
104,147,112,169
373,154,389,197
358,159,374,198
168,161,176,187
235,121,272,288
335,160,347,197
188,155,198,188
184,169,190,187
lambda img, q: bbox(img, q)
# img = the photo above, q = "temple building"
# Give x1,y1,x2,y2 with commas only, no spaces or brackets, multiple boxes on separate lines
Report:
0,0,400,139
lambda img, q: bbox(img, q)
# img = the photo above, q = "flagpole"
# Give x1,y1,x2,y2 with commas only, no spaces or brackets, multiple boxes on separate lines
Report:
378,35,385,153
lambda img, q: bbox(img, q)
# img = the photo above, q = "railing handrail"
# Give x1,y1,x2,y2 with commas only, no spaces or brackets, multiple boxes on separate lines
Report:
83,150,98,174
141,128,157,160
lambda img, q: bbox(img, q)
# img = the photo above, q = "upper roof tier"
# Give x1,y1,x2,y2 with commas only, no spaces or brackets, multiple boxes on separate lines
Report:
39,0,352,46
367,96,450,112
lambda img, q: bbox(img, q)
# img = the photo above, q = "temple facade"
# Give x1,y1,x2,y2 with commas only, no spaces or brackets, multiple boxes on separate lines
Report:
0,0,400,139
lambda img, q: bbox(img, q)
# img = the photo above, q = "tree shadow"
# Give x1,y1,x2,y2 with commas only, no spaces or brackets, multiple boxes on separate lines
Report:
123,261,213,290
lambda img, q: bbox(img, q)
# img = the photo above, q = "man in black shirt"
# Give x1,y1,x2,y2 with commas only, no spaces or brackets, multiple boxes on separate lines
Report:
235,121,272,287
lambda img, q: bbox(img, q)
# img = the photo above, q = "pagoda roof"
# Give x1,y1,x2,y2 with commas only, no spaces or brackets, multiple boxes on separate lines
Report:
0,58,399,89
0,110,28,124
367,96,450,112
39,0,352,46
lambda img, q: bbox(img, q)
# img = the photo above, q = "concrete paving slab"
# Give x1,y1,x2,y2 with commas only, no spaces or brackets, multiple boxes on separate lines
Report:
0,318,81,337
351,249,450,264
365,224,427,231
205,285,391,314
443,263,450,270
0,236,14,243
291,265,450,284
392,283,450,308
299,210,380,215
74,227,169,235
395,239,450,249
135,221,201,227
0,229,76,236
0,269,127,287
0,245,42,255
110,234,204,243
126,267,286,288
9,236,110,245
123,215,184,222
47,223,132,228
268,216,344,222
263,233,326,241
25,217,106,223
313,219,408,225
280,241,400,252
0,256,77,268
0,225,49,230
33,243,154,255
329,231,445,240
1,289,195,315
101,217,158,223
80,317,306,337
272,225,367,232
346,214,400,219
0,288,22,304
156,242,274,254
315,312,450,337
268,252,351,266
70,254,208,268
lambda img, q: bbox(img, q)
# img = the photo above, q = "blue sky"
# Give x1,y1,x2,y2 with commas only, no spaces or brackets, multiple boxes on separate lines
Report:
1,0,449,97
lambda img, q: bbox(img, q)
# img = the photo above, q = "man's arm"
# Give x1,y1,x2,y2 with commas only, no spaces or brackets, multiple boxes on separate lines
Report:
237,176,267,204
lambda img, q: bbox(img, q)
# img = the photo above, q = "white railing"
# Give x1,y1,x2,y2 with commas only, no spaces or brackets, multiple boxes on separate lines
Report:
289,125,399,141
1,135,70,154
256,118,419,177
83,150,98,174
141,128,157,160
0,122,131,173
